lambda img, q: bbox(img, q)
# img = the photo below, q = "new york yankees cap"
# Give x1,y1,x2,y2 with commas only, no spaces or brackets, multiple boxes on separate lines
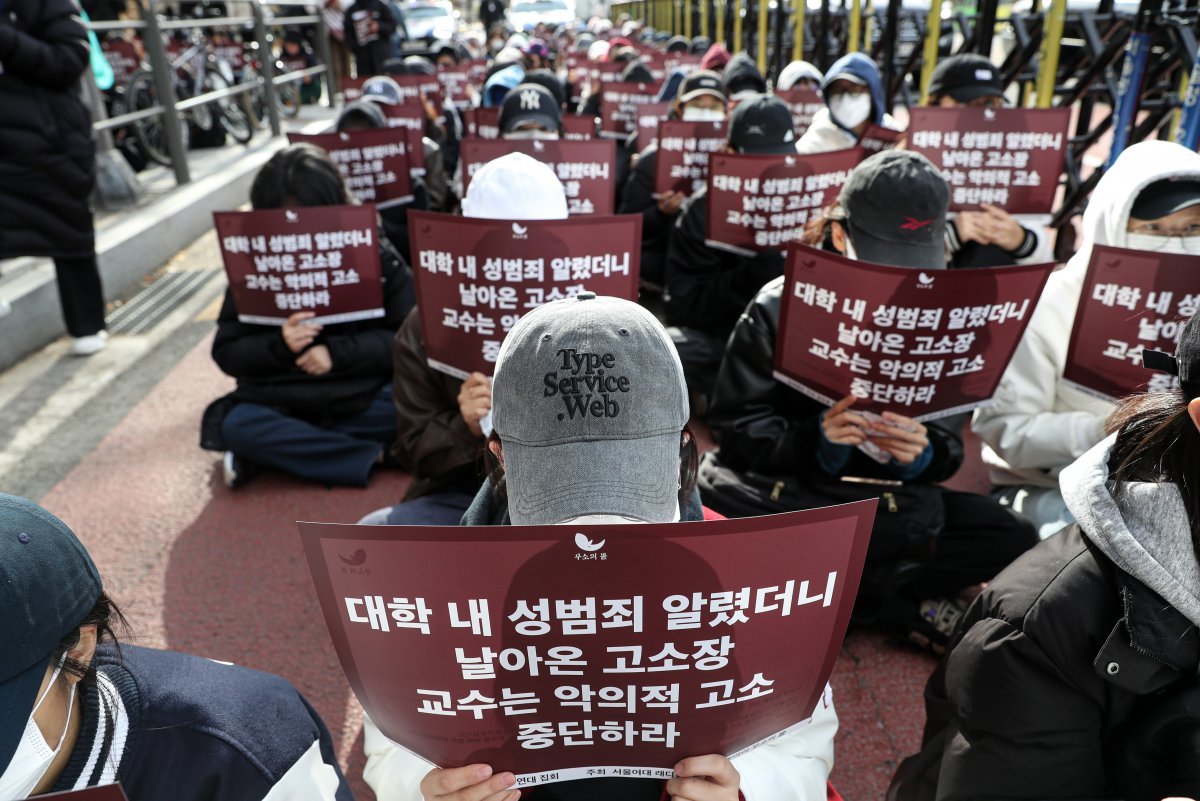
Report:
499,83,563,134
838,150,950,269
491,293,689,525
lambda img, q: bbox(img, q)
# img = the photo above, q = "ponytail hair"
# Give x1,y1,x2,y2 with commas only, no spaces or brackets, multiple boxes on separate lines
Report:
1107,390,1200,552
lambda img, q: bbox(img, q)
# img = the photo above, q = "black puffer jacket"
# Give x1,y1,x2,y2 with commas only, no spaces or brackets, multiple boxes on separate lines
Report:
707,276,964,482
0,0,96,260
663,188,786,340
618,144,674,288
199,236,415,450
889,523,1200,801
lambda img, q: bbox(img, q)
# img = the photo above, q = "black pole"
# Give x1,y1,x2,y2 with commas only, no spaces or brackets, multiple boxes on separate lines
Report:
773,0,786,77
816,0,831,69
881,0,901,112
975,0,998,56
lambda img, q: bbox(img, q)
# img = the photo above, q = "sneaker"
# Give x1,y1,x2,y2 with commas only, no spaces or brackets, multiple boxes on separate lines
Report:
222,450,258,489
70,330,108,356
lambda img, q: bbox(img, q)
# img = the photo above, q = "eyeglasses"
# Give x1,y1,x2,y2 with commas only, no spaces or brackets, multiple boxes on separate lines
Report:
1127,226,1200,254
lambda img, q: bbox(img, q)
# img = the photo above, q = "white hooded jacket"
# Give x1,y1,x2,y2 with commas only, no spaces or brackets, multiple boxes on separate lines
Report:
972,140,1200,488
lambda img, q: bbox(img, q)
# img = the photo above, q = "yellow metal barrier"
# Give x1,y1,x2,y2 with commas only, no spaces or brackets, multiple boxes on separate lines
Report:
848,0,862,53
792,0,805,61
733,0,743,51
686,0,693,37
701,0,709,40
757,0,770,69
1035,0,1067,107
918,0,943,103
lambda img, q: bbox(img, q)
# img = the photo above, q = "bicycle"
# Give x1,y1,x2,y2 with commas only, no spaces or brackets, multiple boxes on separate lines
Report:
126,27,256,167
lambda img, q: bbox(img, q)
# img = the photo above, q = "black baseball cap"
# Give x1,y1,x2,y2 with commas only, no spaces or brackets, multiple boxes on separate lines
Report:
499,83,562,134
1143,313,1200,401
1130,178,1200,220
0,494,102,769
838,150,950,268
678,69,727,105
928,54,1005,104
728,94,796,155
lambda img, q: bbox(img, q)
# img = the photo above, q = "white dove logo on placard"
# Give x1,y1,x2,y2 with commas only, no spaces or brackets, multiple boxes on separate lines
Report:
512,222,528,239
918,272,935,288
575,533,605,552
285,210,299,222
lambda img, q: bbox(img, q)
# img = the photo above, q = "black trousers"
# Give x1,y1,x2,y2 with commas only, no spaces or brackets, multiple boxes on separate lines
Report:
54,255,106,337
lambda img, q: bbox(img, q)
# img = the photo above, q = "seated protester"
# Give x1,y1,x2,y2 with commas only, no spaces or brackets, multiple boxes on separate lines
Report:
971,140,1200,538
0,493,353,800
522,68,567,111
699,41,731,72
928,54,1052,268
664,94,796,412
575,47,641,117
361,295,838,801
776,59,824,91
690,35,712,55
796,52,900,154
282,31,322,104
356,75,451,213
482,62,524,107
200,144,415,488
359,153,568,526
701,151,1038,651
665,33,690,53
344,0,395,77
521,37,551,71
889,317,1200,801
618,70,728,291
723,52,767,102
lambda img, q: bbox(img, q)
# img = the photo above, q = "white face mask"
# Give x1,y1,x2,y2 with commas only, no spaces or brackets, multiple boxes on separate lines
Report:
1125,232,1200,256
504,129,559,140
829,93,872,129
0,657,76,799
681,107,725,122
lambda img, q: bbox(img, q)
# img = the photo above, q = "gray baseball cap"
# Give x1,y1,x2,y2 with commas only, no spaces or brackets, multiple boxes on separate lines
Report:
491,292,689,525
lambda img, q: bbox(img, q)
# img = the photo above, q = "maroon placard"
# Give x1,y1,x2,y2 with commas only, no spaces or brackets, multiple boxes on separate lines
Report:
101,39,140,87
654,120,727,195
211,40,245,71
379,104,428,172
634,102,671,150
908,107,1071,213
460,139,617,216
299,503,875,784
214,205,384,326
858,124,903,155
437,67,473,104
599,81,664,138
562,115,596,140
392,73,445,111
775,87,824,139
706,149,863,255
664,54,702,74
468,58,490,84
464,107,501,140
1063,245,1200,399
775,247,1054,419
408,211,641,377
289,130,415,208
37,785,129,800
342,75,366,102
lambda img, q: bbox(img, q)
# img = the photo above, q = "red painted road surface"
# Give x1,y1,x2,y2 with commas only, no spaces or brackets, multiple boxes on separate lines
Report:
38,331,950,800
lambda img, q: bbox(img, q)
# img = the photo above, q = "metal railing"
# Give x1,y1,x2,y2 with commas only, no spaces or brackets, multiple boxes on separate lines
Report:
88,0,333,186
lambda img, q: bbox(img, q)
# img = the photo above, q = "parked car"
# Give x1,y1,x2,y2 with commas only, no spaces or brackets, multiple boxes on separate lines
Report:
402,0,458,41
508,0,576,31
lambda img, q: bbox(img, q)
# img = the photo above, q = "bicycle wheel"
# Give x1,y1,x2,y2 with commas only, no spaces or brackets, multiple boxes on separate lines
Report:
204,70,255,144
276,82,302,119
127,69,188,167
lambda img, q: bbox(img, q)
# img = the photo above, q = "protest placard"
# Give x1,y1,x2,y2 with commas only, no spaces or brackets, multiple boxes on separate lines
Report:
1063,244,1200,399
706,149,863,255
342,76,366,102
599,81,664,138
289,130,414,208
907,107,1071,213
461,139,617,215
634,102,671,150
464,106,502,140
378,104,428,173
214,205,383,325
37,786,129,800
775,87,824,139
101,39,140,87
664,54,702,74
654,120,727,195
562,115,597,140
774,246,1054,419
299,502,875,784
437,67,473,104
391,73,444,111
858,124,903,155
408,211,641,377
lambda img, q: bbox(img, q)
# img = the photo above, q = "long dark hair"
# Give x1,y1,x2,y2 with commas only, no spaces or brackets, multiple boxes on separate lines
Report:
1108,390,1200,550
51,592,129,683
484,427,701,511
249,143,354,210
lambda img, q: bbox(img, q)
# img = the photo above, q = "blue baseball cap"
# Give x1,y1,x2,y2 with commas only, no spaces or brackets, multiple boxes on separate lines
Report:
0,494,102,769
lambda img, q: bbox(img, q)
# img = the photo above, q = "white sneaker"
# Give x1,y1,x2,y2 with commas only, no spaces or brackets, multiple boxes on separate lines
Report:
70,330,109,356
